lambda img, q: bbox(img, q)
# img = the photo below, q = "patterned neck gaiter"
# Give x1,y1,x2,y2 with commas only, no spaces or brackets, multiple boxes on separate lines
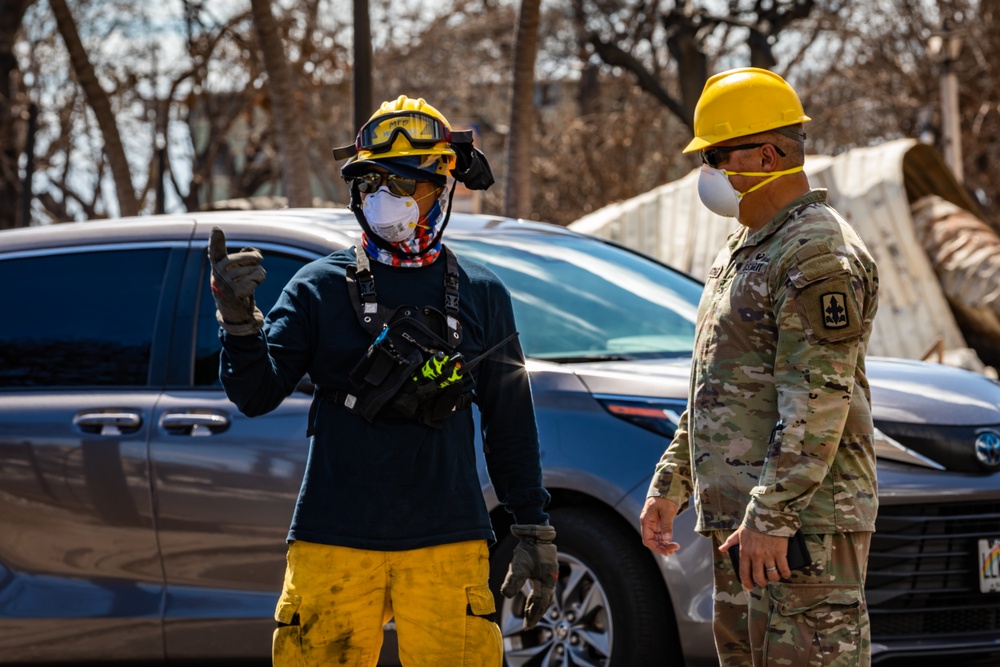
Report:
362,193,445,268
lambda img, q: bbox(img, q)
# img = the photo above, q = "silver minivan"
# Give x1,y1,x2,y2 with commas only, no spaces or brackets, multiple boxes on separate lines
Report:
1,209,999,666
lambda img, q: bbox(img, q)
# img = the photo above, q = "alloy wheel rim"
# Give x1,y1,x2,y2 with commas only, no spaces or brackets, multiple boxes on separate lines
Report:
499,552,613,667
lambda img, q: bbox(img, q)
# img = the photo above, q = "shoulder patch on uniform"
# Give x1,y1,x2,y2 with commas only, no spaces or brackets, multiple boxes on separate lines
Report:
796,275,863,343
820,291,850,329
791,241,832,263
799,253,849,282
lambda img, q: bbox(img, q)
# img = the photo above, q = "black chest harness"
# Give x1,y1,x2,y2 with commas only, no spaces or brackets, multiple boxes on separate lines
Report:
310,245,514,431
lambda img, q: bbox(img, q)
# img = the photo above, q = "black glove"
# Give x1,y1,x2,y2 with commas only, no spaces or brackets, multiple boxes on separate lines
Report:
500,524,558,629
207,227,266,336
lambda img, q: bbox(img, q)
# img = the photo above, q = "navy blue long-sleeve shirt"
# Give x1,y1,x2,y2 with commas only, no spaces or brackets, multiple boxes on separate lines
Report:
219,246,549,550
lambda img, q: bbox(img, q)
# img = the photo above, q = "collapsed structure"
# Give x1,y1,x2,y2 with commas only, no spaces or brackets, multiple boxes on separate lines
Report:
571,138,1000,375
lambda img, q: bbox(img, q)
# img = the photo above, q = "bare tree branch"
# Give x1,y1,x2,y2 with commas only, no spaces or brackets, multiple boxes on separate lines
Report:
50,0,139,217
0,0,35,229
505,0,541,218
588,35,687,121
249,0,313,207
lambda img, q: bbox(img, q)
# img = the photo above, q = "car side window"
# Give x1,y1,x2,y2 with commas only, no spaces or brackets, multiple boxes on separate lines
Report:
193,253,310,387
0,248,170,387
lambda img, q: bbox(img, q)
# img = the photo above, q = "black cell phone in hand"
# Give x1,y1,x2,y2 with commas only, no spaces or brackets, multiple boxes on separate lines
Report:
727,528,812,574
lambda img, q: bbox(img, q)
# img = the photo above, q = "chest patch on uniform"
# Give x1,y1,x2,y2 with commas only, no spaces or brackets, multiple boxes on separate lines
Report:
821,292,850,329
739,259,768,274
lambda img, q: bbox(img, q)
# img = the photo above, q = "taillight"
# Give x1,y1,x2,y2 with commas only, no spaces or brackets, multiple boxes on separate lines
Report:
595,396,685,438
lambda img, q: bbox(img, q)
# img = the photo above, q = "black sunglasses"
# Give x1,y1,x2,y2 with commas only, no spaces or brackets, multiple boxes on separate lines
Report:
353,171,419,197
701,142,786,169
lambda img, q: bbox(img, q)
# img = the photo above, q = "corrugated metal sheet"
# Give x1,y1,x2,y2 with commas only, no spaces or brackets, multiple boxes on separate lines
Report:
570,138,982,367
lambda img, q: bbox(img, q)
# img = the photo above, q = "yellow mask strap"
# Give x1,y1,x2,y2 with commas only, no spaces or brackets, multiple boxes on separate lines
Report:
410,185,445,229
723,165,804,200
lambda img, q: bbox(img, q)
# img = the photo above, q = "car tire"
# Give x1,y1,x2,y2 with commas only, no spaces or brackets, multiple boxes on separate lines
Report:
489,506,681,667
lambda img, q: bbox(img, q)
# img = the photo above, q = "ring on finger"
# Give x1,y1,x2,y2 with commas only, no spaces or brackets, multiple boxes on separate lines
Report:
765,566,778,573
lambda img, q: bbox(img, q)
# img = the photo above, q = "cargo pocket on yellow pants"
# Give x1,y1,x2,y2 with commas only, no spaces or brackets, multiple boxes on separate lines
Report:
272,591,304,667
763,584,863,667
464,585,502,667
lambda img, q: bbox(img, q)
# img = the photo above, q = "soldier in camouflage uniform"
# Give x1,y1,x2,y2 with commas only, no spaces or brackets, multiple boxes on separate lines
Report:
640,68,880,667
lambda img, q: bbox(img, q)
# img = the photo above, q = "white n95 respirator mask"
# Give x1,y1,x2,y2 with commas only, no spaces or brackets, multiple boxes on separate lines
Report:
696,164,804,218
362,187,420,242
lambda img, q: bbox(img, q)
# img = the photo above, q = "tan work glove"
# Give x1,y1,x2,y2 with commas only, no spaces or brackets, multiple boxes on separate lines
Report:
207,227,266,336
500,524,558,629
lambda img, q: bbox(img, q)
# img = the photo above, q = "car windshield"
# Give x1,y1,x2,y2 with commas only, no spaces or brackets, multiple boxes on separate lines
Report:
447,231,702,361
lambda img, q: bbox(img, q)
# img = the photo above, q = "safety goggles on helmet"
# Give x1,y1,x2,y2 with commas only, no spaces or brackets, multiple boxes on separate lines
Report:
701,142,786,169
356,111,450,155
353,171,419,197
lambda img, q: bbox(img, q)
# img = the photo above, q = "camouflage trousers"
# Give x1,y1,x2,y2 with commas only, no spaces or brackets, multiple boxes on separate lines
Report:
710,530,872,667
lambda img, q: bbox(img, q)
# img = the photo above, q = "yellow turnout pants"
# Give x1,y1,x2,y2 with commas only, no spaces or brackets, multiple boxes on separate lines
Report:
272,539,502,667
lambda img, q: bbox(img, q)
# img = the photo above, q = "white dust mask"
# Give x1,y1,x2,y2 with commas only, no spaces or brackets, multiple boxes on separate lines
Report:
362,186,420,242
696,164,805,218
697,165,741,218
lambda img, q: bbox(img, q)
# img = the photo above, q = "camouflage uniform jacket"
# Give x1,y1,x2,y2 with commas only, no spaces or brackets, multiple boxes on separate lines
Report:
648,190,880,537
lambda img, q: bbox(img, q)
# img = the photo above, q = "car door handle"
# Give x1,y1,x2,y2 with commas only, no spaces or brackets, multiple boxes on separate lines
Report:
73,411,143,436
159,411,231,436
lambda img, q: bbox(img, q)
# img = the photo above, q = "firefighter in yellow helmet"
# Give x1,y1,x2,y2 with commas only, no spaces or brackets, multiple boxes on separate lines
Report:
207,95,556,666
640,69,880,666
335,95,494,263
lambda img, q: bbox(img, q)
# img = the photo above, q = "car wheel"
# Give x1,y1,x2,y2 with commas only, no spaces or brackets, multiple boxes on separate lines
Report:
490,506,681,667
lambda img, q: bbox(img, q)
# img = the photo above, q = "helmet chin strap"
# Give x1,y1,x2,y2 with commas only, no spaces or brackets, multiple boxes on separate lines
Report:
350,180,458,260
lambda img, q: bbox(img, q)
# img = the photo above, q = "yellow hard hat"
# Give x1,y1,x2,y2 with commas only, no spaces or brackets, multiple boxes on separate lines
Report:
683,68,811,153
336,95,457,177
